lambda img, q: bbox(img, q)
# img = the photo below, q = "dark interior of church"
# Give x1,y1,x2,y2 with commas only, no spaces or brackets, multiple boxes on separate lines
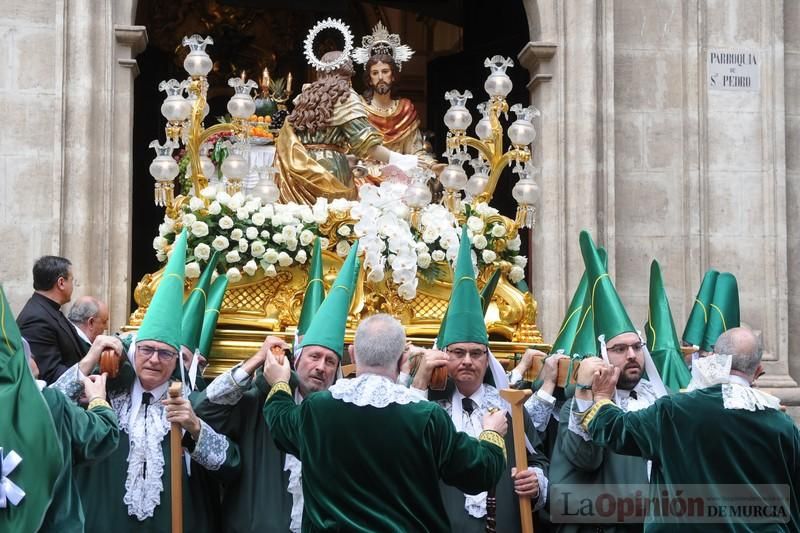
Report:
131,0,531,310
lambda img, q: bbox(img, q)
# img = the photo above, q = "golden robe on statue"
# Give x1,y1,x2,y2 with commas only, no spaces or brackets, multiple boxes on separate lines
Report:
361,97,426,156
275,89,384,204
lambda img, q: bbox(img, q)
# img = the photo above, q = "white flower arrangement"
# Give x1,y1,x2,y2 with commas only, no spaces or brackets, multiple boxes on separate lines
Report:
154,181,529,301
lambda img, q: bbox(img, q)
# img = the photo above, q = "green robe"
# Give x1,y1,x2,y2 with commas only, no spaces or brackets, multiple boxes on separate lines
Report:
588,384,800,532
263,375,506,532
39,387,119,533
192,368,296,533
433,385,550,532
549,397,649,533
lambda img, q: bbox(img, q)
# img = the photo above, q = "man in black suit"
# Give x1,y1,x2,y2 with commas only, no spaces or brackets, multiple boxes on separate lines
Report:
17,255,85,383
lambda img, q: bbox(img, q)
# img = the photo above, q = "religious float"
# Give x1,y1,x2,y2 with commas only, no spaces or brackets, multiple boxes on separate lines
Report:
128,19,547,375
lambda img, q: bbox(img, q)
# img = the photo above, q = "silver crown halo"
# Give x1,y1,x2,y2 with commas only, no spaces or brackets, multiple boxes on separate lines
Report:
303,18,355,73
352,21,415,72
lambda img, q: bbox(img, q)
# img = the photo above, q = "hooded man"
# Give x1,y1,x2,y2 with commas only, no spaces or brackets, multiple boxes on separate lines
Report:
50,230,240,532
548,231,668,532
193,238,350,533
411,226,549,531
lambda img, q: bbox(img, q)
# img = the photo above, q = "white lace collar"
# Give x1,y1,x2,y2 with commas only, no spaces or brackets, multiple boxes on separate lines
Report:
722,382,782,411
329,373,423,408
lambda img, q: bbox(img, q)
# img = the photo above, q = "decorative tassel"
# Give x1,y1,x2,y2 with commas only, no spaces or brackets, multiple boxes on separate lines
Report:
154,182,175,207
515,205,536,230
409,208,422,229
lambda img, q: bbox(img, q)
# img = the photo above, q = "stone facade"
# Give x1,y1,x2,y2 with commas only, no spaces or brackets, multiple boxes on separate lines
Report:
1,1,797,417
522,0,799,418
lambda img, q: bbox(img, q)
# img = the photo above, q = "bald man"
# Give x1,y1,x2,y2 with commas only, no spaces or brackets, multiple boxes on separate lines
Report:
68,296,109,351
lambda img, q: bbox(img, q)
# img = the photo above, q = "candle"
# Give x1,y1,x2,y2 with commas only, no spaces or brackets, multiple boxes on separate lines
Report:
262,67,270,91
240,70,246,81
286,72,292,94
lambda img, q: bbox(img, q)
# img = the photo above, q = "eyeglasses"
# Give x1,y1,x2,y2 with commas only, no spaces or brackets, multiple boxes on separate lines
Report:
606,342,645,356
136,345,179,362
447,348,488,360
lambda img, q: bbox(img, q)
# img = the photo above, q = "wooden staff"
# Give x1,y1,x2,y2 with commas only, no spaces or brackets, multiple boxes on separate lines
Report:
168,381,183,533
499,388,534,533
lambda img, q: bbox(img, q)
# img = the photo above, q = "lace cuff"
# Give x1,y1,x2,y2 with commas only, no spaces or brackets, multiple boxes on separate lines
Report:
524,390,556,431
49,363,84,402
531,466,548,511
190,419,229,471
567,399,592,441
206,365,248,405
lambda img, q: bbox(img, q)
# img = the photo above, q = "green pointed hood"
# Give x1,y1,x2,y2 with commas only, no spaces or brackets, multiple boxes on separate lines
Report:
682,269,719,347
138,229,188,351
551,247,608,355
439,226,489,348
479,268,502,316
300,241,359,359
646,260,691,392
579,231,636,346
180,252,220,352
297,237,326,337
701,272,739,352
198,274,229,357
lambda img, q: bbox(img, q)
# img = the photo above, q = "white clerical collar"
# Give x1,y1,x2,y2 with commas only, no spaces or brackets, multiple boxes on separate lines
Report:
728,374,751,388
453,384,485,407
73,323,91,345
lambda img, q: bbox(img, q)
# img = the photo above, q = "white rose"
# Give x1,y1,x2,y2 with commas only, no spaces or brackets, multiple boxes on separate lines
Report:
337,225,351,237
226,267,242,283
208,201,222,215
185,261,201,279
466,216,484,233
227,195,243,211
225,250,241,263
367,268,385,283
216,191,232,206
190,221,209,238
152,236,168,251
491,224,507,238
397,279,418,301
277,252,293,267
194,243,211,261
211,235,230,251
245,200,261,213
336,240,351,257
261,204,275,219
507,235,521,251
251,212,266,226
156,250,167,262
263,248,279,264
272,233,285,244
262,264,277,277
285,237,298,251
482,250,497,263
250,241,266,257
473,235,488,250
319,238,330,249
200,186,217,200
245,226,259,240
431,250,446,262
230,228,243,241
161,216,176,232
513,255,528,268
238,239,248,253
260,230,270,239
243,259,258,276
415,242,429,254
417,253,432,269
158,223,171,237
219,216,234,230
299,230,315,246
236,208,250,221
509,265,525,283
422,228,438,244
282,225,298,240
295,249,307,264
189,196,205,212
182,213,197,227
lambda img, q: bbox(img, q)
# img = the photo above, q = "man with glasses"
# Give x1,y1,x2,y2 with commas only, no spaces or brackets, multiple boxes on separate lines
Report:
52,230,240,532
548,231,668,532
17,255,85,383
411,226,549,532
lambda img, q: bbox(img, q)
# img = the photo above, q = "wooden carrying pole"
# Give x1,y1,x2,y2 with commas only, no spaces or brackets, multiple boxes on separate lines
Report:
499,388,534,533
168,381,184,533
